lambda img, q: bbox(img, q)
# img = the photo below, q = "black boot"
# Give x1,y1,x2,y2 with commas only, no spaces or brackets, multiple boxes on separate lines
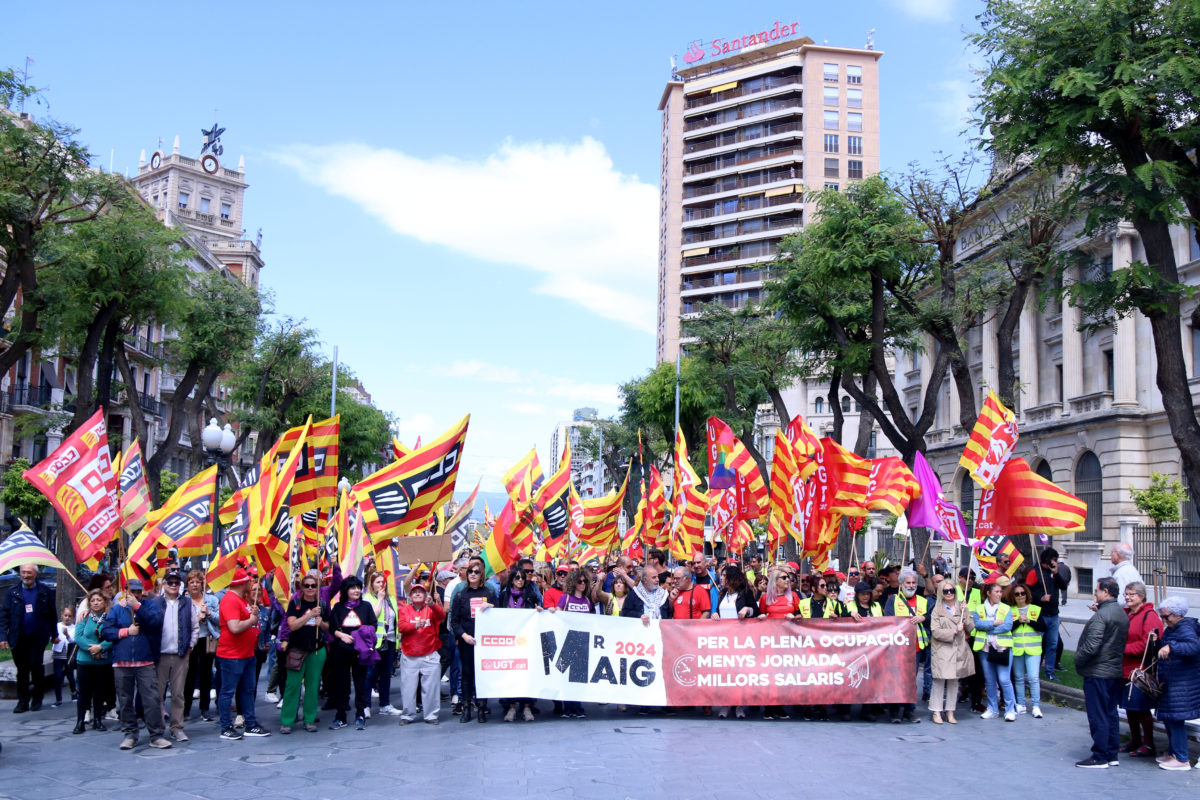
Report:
459,702,474,723
476,702,487,723
73,720,86,734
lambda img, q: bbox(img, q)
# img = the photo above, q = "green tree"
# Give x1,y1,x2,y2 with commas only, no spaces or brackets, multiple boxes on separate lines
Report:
0,458,50,528
0,69,125,380
1130,472,1190,527
36,191,190,431
972,0,1200,499
118,270,261,501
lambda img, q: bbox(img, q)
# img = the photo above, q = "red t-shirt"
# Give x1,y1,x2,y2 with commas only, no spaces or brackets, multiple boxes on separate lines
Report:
542,586,564,610
217,590,257,659
673,586,711,619
759,592,799,619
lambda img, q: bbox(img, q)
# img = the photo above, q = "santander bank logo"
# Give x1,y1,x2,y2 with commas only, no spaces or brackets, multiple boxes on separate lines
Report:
683,41,705,64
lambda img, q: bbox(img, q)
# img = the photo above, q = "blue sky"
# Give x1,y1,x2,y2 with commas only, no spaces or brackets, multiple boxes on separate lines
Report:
6,0,979,492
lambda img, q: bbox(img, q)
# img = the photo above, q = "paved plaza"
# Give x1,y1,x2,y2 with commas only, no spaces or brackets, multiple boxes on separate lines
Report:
1,689,1197,799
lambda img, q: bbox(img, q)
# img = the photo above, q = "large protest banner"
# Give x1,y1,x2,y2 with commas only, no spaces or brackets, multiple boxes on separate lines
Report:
474,609,916,706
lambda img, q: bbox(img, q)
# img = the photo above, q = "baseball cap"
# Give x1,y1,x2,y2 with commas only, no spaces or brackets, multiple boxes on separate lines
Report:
164,569,183,583
230,568,251,586
126,578,144,592
555,564,570,573
855,581,873,595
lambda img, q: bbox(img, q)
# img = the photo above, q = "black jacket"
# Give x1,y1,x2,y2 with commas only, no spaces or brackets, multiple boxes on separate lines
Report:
450,585,497,642
0,580,57,645
1026,563,1071,617
1075,597,1129,679
620,588,673,620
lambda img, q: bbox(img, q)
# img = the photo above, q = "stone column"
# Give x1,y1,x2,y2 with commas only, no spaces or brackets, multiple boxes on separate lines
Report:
981,315,999,399
1112,227,1139,407
1062,267,1084,414
1018,297,1038,415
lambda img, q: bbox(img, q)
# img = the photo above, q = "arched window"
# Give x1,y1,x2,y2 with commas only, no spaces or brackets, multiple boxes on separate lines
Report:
814,397,824,414
1075,451,1103,541
1034,459,1053,482
841,396,851,413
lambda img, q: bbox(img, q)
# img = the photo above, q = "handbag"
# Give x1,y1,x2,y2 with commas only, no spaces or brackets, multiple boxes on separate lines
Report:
284,646,309,671
986,646,1011,666
1129,630,1163,699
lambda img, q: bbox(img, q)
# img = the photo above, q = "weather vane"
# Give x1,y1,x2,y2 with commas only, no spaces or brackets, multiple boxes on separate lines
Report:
200,123,226,156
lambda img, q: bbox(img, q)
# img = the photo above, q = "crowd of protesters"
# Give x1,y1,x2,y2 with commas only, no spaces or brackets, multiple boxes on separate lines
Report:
0,541,1196,771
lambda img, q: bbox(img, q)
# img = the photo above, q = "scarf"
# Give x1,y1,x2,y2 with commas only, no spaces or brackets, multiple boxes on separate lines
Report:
633,583,668,619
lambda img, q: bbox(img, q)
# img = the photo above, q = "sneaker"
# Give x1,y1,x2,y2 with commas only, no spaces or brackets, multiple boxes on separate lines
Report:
149,737,173,749
572,712,587,719
504,707,517,723
980,709,998,720
1159,757,1191,771
1157,753,1174,763
371,689,380,699
304,723,318,733
106,709,120,721
172,730,189,742
363,707,370,719
399,718,414,725
244,725,271,737
233,714,245,728
280,725,292,735
265,692,279,704
275,698,284,709
119,737,137,750
51,701,62,708
1004,711,1017,722
378,705,402,716
425,718,440,725
355,716,365,731
220,728,243,741
1075,757,1109,769
1031,706,1043,719
735,708,746,719
1015,704,1026,714
200,711,214,722
523,707,535,722
452,701,463,716
329,719,348,731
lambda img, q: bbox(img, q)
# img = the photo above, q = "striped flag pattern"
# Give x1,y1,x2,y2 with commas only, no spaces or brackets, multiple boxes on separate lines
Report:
533,444,573,553
132,466,218,563
644,467,668,550
579,467,628,552
353,415,469,542
767,429,797,553
445,480,480,551
285,415,340,516
821,437,872,517
979,457,1087,537
0,526,67,574
960,391,1019,490
864,456,922,516
117,441,154,535
481,499,522,577
707,417,768,520
669,430,708,560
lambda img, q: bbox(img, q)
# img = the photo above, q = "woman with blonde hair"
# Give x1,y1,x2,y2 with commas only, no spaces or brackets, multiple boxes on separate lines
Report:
929,580,974,724
73,589,113,734
364,570,400,716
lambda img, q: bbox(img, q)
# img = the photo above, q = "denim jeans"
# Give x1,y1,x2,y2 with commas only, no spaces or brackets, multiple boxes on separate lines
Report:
920,647,933,698
1164,719,1190,762
1083,676,1121,762
980,652,1015,714
216,656,258,731
1041,615,1060,678
1012,651,1041,707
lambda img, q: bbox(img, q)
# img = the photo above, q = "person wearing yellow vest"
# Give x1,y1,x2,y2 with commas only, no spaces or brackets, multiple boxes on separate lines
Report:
798,578,842,620
1007,583,1045,718
365,572,400,717
972,578,1017,721
845,582,884,722
884,569,929,724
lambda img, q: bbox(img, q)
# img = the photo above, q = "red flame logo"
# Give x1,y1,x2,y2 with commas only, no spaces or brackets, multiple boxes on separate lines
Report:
683,41,705,64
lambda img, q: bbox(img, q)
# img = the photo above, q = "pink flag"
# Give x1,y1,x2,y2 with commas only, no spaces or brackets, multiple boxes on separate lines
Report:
906,452,973,545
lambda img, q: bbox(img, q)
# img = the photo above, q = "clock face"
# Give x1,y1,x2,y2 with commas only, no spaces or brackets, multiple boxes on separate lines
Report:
671,654,697,686
150,151,163,170
200,154,220,174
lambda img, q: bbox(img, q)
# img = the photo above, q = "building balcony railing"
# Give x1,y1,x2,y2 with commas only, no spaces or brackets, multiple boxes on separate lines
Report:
1069,391,1113,416
1023,402,1062,425
683,241,780,268
684,97,803,133
684,75,803,111
10,383,53,410
681,269,765,292
681,289,763,314
682,215,802,245
685,120,802,155
684,145,803,178
684,191,803,222
125,336,164,360
684,169,800,200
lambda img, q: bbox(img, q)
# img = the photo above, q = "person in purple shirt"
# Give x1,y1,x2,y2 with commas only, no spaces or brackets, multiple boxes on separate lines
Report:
550,568,596,719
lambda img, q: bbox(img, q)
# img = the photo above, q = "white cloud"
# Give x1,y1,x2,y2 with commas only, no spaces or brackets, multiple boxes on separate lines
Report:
430,360,620,408
506,402,548,415
889,0,956,22
272,138,657,333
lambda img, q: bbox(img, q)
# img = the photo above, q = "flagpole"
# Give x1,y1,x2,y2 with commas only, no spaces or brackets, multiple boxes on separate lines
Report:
330,346,339,418
1029,532,1048,599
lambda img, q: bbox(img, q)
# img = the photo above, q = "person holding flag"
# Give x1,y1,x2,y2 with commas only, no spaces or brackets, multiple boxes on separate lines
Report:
101,579,171,750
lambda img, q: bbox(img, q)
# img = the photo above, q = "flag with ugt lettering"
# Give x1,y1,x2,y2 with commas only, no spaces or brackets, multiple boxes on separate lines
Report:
706,417,737,490
707,417,768,520
353,415,469,543
960,391,1019,490
864,456,921,517
24,409,121,565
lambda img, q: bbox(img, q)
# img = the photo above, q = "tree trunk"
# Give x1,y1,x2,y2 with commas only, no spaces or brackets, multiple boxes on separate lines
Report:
114,343,148,465
54,513,78,613
995,279,1031,410
0,231,39,380
853,372,877,457
69,300,119,431
828,370,844,444
767,386,790,429
95,318,120,414
145,360,203,504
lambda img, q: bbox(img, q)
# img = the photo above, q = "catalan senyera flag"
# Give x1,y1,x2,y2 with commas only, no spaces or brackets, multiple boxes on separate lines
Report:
673,427,700,491
706,417,737,490
0,525,68,574
821,437,871,517
285,415,339,516
625,497,645,554
133,466,218,560
533,443,573,553
960,390,1019,491
483,500,496,528
579,466,628,551
262,418,312,536
787,414,822,480
481,499,522,577
864,456,922,517
24,408,121,565
392,437,411,462
502,447,545,504
767,430,798,552
117,440,153,535
353,415,469,542
707,417,769,520
668,434,708,560
979,457,1087,537
644,466,668,550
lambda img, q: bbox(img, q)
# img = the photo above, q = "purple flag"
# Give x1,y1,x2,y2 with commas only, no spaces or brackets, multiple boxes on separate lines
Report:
906,451,944,530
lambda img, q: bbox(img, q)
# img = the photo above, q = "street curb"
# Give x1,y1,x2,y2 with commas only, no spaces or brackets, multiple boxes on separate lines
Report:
1043,680,1200,742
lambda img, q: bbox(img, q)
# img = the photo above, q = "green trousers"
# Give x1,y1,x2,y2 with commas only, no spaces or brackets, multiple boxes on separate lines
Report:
281,647,327,726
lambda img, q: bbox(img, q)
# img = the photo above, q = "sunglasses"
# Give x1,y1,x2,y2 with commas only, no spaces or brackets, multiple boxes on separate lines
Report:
302,583,318,588
523,569,534,574
942,588,956,594
468,569,483,575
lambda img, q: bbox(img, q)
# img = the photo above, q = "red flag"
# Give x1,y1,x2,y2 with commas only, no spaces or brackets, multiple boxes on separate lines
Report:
865,457,921,516
960,391,1019,490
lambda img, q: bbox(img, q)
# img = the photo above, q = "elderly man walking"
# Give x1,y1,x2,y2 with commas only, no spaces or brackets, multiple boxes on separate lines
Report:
1074,577,1129,769
0,564,58,712
101,579,171,750
1109,543,1143,606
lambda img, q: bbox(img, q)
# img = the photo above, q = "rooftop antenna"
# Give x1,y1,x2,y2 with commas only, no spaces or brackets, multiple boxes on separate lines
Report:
18,56,34,113
866,28,876,50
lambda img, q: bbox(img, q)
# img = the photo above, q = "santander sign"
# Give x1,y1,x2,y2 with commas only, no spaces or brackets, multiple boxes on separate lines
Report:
682,20,800,65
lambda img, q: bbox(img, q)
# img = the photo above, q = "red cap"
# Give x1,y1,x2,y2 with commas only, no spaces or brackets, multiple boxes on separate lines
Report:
822,568,838,577
230,568,251,586
836,572,846,581
787,561,800,571
555,564,570,573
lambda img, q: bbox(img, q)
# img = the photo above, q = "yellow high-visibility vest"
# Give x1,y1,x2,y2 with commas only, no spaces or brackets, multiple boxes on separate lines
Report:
971,603,1014,651
1011,604,1043,656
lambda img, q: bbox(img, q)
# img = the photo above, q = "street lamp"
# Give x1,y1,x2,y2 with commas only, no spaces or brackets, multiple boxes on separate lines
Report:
203,417,237,565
